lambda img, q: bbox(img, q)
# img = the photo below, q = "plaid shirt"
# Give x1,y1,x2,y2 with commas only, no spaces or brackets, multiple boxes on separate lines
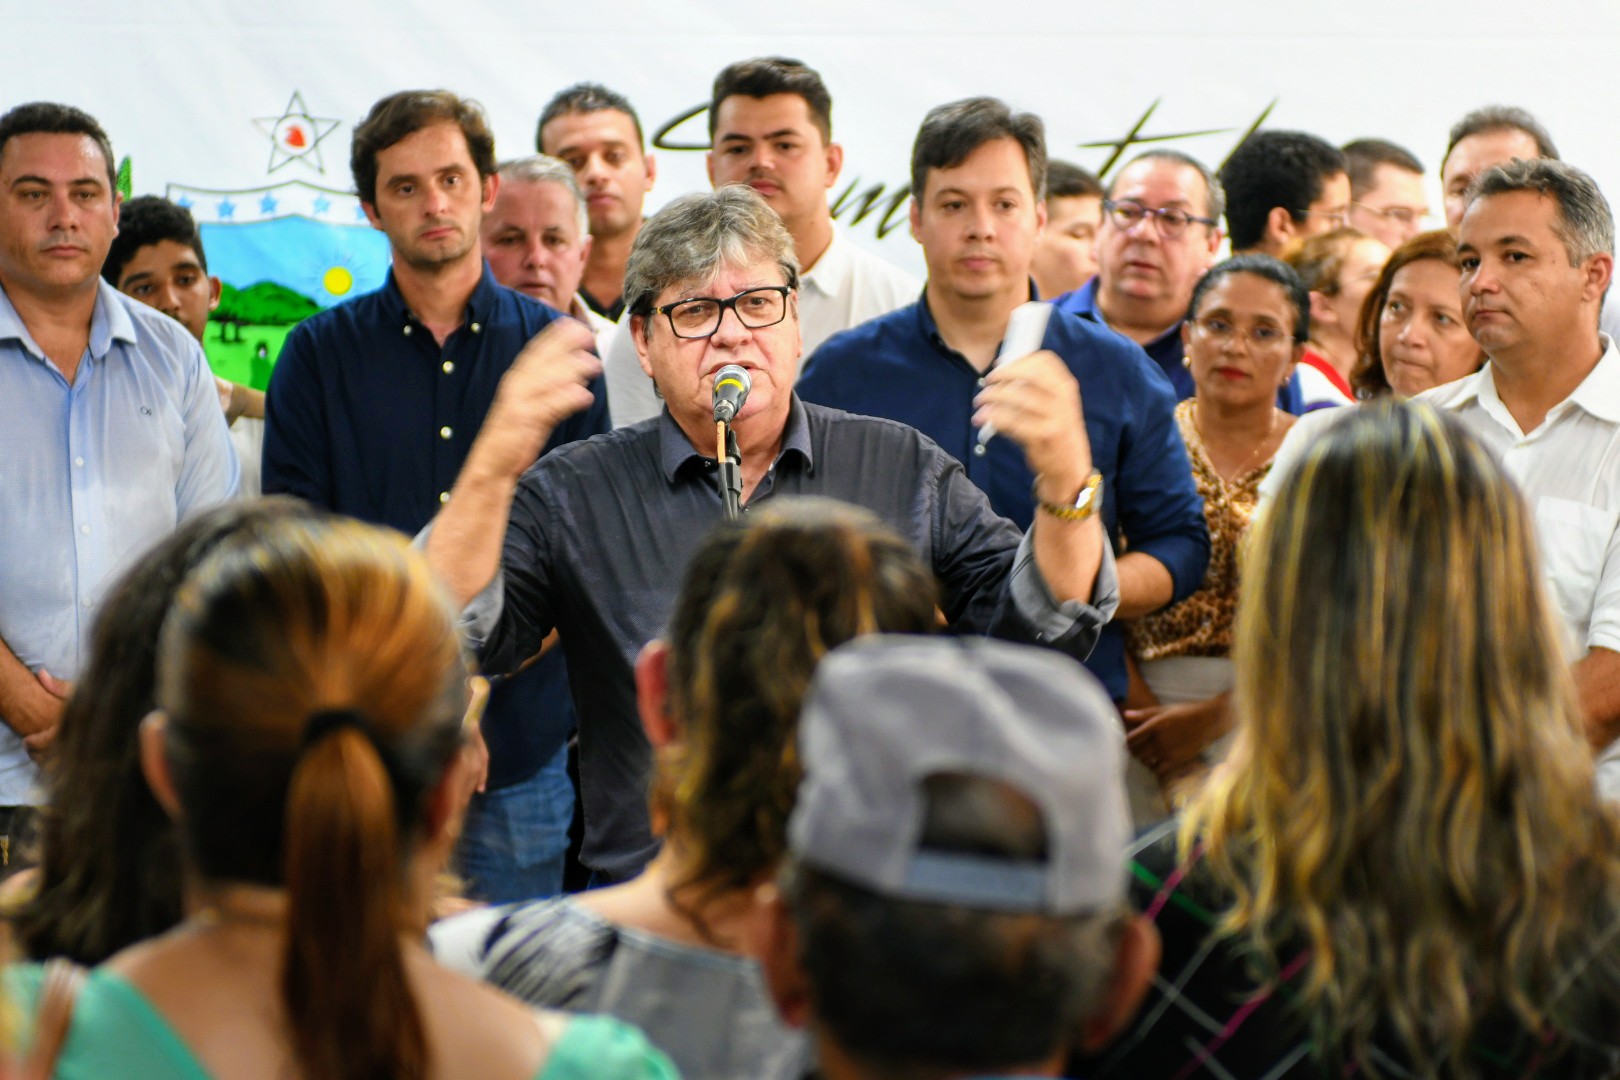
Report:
1074,821,1620,1079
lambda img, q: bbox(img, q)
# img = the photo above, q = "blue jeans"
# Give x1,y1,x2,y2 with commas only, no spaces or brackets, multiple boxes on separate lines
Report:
457,742,574,904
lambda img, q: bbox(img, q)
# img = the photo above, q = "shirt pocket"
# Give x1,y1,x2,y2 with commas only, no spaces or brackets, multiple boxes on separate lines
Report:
1533,496,1618,649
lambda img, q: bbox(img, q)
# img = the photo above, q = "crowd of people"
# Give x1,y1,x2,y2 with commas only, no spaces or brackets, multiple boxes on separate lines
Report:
2,52,1620,1079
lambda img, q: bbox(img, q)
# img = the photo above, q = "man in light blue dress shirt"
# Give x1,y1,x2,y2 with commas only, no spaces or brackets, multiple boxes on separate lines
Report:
0,103,237,841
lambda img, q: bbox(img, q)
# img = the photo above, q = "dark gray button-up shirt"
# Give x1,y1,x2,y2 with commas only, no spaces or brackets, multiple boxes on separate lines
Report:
462,396,1118,878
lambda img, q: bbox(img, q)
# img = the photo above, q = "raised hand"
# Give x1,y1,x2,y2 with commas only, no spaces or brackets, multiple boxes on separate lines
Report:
468,318,602,485
973,351,1094,505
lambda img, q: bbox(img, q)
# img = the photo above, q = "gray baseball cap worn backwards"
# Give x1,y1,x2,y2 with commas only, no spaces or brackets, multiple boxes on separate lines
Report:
789,635,1130,915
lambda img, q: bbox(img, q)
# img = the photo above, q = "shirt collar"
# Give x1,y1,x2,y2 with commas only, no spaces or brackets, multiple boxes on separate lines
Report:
1063,276,1103,317
1562,333,1620,424
1438,334,1620,429
1074,275,1183,348
799,224,850,300
913,280,1043,358
657,393,815,483
381,261,503,329
0,277,134,364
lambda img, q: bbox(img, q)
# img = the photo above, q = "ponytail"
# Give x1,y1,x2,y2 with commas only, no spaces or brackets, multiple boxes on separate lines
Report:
281,720,427,1080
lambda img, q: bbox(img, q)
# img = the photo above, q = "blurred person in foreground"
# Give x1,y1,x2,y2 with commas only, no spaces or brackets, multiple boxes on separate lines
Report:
758,635,1159,1080
1083,401,1620,1078
434,498,938,1080
6,516,674,1079
8,499,317,966
1122,256,1303,824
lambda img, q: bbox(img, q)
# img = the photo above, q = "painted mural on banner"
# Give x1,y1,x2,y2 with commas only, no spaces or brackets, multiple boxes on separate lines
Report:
11,0,1616,388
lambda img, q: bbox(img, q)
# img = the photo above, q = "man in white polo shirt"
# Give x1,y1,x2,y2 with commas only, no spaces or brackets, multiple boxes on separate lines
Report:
1434,157,1620,777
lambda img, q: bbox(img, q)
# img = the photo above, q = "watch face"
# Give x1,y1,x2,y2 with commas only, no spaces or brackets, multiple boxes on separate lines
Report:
1076,473,1101,508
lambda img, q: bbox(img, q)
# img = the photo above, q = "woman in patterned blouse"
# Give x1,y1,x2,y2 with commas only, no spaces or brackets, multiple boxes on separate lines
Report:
1122,255,1305,821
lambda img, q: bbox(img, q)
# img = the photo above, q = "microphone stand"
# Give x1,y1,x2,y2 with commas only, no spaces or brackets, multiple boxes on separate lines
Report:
715,420,743,521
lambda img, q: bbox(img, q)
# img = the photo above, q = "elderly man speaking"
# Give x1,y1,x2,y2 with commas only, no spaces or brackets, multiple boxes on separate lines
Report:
426,185,1116,883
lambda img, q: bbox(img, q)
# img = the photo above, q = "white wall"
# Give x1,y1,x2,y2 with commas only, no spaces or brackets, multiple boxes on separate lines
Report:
11,0,1620,283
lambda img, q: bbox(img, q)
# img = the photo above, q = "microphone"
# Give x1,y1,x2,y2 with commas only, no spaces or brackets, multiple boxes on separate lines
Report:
712,364,752,423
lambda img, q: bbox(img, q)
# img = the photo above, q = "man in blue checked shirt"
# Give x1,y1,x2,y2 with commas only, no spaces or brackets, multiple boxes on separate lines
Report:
0,103,239,847
799,97,1209,703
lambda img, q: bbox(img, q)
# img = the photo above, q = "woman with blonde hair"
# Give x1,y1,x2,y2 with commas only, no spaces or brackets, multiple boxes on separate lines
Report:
1087,401,1620,1078
434,498,940,1080
7,516,674,1080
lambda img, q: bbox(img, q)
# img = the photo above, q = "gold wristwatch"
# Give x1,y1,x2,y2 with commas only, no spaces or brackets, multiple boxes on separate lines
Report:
1034,471,1103,522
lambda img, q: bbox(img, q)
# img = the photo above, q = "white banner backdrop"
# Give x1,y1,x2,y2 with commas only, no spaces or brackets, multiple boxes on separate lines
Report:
6,0,1620,379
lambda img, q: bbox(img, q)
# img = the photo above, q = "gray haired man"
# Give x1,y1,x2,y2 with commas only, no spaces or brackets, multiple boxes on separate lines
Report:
425,185,1120,881
758,636,1158,1078
1432,158,1620,780
480,155,612,346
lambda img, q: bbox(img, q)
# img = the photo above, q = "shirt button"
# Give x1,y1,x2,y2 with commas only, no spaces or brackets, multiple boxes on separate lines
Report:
442,361,455,375
973,442,987,457
73,456,84,468
439,491,450,504
403,325,413,337
81,596,93,608
977,377,987,388
470,322,482,334
79,523,90,535
439,426,453,440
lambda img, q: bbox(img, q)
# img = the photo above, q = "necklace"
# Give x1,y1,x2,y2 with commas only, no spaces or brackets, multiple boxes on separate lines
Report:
1192,401,1278,488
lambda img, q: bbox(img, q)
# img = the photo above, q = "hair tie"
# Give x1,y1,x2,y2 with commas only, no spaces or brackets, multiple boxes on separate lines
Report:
300,708,373,754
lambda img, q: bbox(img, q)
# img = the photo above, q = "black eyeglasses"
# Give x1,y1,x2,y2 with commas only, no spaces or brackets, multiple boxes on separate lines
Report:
1103,198,1217,237
650,285,793,340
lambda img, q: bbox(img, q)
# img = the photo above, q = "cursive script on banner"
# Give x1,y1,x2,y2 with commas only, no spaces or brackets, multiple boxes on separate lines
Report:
651,98,1279,242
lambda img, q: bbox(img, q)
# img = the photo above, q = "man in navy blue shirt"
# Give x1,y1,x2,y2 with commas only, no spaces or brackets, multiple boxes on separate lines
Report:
263,90,608,903
1051,150,1303,413
799,99,1209,703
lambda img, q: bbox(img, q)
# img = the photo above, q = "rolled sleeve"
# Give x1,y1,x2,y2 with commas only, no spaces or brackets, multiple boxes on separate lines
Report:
1008,529,1119,654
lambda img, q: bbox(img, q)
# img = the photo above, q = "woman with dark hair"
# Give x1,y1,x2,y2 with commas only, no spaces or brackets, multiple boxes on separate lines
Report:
7,516,674,1080
1122,255,1302,821
433,498,940,1080
1088,402,1620,1078
9,497,319,965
